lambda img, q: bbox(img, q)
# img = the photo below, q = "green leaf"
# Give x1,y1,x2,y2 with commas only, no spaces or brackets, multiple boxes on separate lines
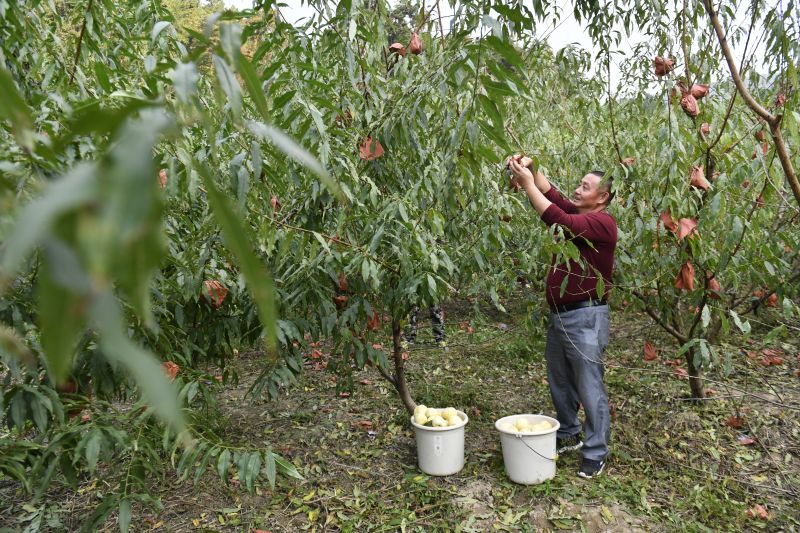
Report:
219,22,242,64
90,290,183,431
85,430,102,473
38,245,87,384
197,163,278,357
312,232,331,254
701,305,711,329
247,121,342,201
151,21,172,44
596,276,605,300
118,499,131,533
213,55,242,118
238,55,270,121
245,452,261,493
0,164,97,288
484,35,524,68
217,449,231,481
306,101,327,140
264,449,276,489
169,62,199,103
273,453,303,480
478,94,503,132
99,110,171,325
729,310,751,336
93,61,112,92
194,446,215,485
144,55,156,73
52,99,154,153
28,393,49,432
0,68,34,151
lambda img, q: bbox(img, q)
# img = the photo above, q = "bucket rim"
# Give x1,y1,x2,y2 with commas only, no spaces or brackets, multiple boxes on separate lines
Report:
494,414,559,435
410,409,469,431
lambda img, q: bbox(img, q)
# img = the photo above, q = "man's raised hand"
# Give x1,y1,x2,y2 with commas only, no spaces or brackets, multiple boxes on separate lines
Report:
509,158,535,191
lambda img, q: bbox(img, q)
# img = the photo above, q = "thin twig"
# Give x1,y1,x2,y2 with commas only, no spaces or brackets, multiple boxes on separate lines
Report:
69,0,95,85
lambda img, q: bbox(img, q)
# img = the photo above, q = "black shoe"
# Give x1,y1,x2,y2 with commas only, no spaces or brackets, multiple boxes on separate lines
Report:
556,433,584,454
578,457,606,479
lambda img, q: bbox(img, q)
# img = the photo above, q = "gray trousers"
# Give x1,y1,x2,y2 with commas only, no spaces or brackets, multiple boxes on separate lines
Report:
545,305,610,460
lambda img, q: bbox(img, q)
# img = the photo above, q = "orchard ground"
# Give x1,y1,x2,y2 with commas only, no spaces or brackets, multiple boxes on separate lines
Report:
2,297,799,532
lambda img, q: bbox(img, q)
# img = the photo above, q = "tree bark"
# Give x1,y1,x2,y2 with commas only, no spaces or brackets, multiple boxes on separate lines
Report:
685,347,706,399
702,0,800,208
391,318,416,414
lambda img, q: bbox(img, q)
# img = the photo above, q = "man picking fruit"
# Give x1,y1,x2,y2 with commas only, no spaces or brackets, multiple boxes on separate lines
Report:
508,156,617,479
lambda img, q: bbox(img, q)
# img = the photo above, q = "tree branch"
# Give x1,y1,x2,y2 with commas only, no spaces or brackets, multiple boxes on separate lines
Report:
607,56,622,163
632,290,688,344
69,0,95,85
703,0,773,122
703,0,800,207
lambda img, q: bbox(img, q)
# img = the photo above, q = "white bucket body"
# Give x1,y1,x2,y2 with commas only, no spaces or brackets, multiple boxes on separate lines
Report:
410,410,468,476
495,414,559,485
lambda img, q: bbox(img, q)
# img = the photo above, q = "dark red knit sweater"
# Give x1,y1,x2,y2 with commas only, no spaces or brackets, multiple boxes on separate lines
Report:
540,187,618,307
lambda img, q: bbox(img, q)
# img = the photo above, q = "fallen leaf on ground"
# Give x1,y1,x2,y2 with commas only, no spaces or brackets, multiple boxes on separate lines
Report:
724,415,743,428
737,435,755,446
643,341,658,361
760,355,783,366
747,504,768,520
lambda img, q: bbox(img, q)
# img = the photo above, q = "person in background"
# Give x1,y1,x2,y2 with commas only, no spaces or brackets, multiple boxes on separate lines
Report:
403,305,447,351
508,156,617,479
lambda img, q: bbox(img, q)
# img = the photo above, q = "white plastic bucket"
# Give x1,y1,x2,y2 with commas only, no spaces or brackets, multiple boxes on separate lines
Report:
495,414,559,485
410,410,469,476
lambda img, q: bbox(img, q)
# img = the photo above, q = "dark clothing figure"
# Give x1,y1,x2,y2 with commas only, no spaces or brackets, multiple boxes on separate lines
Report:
404,305,445,344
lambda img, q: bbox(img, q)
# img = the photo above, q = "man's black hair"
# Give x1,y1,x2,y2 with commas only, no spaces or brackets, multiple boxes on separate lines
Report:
589,170,614,205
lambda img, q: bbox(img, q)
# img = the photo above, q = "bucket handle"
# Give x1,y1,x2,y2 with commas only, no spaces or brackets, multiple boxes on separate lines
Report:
516,434,558,462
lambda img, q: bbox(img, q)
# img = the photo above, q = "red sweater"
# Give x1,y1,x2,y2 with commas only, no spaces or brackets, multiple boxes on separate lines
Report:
540,187,618,307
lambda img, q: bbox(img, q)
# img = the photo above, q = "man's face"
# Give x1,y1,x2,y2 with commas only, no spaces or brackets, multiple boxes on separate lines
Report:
573,173,608,211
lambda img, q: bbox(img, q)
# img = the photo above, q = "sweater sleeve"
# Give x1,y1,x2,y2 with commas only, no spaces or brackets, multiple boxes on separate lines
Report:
540,204,617,244
544,187,578,214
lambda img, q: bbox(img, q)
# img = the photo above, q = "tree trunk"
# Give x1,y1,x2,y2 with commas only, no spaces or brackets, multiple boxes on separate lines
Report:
391,318,416,414
685,347,706,399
